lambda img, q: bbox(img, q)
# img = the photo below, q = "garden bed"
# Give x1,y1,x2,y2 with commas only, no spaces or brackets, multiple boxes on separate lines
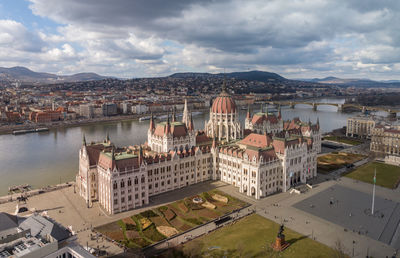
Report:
95,190,248,250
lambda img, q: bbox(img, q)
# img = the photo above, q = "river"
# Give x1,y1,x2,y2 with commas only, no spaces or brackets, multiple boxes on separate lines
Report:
0,98,385,196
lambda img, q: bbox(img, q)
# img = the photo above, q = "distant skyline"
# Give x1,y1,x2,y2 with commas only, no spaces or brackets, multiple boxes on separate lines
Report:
1,0,400,80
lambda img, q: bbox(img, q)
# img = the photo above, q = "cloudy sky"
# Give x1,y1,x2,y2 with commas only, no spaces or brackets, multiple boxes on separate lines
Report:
0,0,400,79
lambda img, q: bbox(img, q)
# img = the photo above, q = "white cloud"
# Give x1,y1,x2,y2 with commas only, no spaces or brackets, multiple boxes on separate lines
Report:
1,1,400,79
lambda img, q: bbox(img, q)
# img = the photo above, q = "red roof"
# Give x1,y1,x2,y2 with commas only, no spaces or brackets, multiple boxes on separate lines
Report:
153,122,189,138
211,95,236,114
239,133,272,148
85,144,106,166
251,113,279,125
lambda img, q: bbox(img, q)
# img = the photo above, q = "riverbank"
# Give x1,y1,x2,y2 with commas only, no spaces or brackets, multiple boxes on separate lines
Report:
0,181,74,204
0,108,210,135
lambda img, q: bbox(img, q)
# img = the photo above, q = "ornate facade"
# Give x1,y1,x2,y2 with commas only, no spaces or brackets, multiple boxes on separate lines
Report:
245,105,283,134
371,125,400,165
76,94,320,214
346,116,376,139
205,82,242,141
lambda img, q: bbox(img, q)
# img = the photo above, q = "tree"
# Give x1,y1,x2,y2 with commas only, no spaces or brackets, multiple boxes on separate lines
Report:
333,238,347,258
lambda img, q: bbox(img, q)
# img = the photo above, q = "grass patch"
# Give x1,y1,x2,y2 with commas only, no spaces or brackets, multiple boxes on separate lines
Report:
324,136,363,145
140,209,158,218
184,217,203,226
143,224,166,242
95,190,248,250
345,162,400,189
318,152,365,174
161,214,344,258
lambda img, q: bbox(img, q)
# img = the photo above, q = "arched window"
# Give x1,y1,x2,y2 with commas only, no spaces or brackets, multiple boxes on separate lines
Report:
134,177,139,185
113,181,117,190
141,176,145,183
120,180,125,188
128,178,132,187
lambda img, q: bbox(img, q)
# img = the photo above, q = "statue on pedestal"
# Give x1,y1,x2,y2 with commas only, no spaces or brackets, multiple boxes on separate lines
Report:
272,224,290,251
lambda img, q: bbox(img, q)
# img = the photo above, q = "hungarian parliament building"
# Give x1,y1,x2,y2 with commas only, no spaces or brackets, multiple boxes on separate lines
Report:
76,83,321,214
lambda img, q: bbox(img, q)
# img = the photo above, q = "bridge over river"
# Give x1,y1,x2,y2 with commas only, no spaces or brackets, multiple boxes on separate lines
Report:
262,101,399,118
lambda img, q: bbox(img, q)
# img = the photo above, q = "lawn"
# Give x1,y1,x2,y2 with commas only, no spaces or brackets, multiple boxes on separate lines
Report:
317,152,365,174
162,214,344,258
324,136,363,146
345,161,400,189
95,190,248,249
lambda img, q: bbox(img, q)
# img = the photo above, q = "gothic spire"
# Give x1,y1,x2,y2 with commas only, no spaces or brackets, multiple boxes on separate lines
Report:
221,74,227,94
188,112,194,131
82,134,86,146
278,105,282,119
182,98,189,126
172,106,176,122
246,104,251,119
212,136,217,149
106,131,110,143
139,145,143,164
165,111,171,135
149,112,155,131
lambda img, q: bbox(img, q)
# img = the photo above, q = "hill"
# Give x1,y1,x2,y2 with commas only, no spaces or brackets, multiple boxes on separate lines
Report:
169,70,287,82
0,66,108,84
299,76,400,88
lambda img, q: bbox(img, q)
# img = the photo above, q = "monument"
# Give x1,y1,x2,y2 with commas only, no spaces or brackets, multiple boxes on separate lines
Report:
272,224,290,251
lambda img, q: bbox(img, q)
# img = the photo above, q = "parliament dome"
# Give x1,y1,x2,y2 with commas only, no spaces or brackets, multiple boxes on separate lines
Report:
211,82,236,114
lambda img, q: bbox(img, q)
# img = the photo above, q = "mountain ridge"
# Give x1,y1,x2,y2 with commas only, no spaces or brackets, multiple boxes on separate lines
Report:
169,70,287,83
0,66,108,84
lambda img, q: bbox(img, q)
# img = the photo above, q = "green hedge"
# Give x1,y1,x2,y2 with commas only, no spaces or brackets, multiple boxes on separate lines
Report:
140,209,158,218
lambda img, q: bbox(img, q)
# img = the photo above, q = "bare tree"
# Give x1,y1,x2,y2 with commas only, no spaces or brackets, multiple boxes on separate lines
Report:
333,238,347,258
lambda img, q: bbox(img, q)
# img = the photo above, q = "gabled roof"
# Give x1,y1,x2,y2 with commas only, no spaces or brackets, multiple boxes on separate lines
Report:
251,113,279,125
18,214,70,242
85,144,106,166
239,133,272,148
0,212,18,232
153,121,189,138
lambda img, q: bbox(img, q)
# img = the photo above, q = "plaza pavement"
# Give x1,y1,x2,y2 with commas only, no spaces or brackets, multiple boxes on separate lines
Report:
217,176,399,258
1,171,399,257
0,180,227,257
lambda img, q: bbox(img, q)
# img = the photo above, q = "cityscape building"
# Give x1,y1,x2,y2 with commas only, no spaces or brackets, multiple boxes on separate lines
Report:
76,84,321,214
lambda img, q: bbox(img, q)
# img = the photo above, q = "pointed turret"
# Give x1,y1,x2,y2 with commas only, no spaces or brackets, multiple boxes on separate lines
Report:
82,134,86,146
105,131,110,143
246,104,251,119
139,145,143,165
182,99,190,127
316,117,320,130
165,112,171,135
260,103,263,113
222,76,227,93
265,104,269,116
149,112,155,131
278,105,282,119
172,106,177,122
212,136,217,149
188,112,194,131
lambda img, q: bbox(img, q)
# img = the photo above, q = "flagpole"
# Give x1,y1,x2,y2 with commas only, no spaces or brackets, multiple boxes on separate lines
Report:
372,168,376,215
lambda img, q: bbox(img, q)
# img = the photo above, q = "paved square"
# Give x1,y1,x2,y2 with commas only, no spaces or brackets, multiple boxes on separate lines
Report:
293,184,400,248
